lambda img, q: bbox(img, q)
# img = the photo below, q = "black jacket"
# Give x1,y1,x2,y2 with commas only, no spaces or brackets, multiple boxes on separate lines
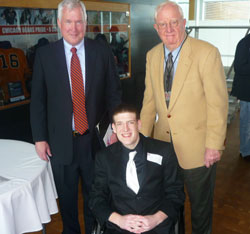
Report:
231,34,250,101
89,134,185,234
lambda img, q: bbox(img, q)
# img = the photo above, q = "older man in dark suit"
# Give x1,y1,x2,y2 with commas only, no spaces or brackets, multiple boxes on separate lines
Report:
89,104,184,234
30,1,121,234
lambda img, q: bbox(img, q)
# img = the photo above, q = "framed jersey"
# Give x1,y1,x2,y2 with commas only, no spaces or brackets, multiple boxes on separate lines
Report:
0,42,31,107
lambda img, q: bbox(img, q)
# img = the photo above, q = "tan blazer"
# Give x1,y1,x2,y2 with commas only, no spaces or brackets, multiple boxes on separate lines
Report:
140,36,228,169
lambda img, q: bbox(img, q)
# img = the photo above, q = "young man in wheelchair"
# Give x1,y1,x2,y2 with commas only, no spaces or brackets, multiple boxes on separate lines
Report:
90,104,185,234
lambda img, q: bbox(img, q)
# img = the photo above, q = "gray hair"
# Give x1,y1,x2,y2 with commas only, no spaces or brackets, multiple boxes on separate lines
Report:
58,0,87,22
154,1,184,22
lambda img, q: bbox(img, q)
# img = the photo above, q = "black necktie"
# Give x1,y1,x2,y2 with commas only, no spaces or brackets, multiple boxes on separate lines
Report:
164,52,173,106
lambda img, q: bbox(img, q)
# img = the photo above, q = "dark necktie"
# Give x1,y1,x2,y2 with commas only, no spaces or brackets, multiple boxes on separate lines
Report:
70,47,88,134
164,52,173,106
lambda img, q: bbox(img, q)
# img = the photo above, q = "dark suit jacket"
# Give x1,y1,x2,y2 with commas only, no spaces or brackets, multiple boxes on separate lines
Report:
30,38,121,165
89,135,185,234
231,34,250,102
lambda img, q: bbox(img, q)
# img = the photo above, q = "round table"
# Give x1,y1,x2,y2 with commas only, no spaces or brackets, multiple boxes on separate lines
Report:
0,139,58,234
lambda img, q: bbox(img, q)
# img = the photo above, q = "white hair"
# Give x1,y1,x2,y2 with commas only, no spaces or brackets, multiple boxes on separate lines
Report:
154,1,184,22
58,0,87,22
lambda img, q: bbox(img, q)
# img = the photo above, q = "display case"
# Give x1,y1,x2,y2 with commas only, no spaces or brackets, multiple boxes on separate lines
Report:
0,0,131,110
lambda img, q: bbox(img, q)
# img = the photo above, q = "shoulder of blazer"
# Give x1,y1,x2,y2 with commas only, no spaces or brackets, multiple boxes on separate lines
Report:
187,36,218,53
96,141,122,159
147,42,163,57
237,34,250,48
85,37,112,56
95,142,124,169
178,36,219,65
36,38,64,56
84,37,94,48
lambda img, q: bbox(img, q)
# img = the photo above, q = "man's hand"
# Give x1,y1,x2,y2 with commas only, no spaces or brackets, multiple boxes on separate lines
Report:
35,141,52,161
138,211,167,232
109,211,167,233
204,148,221,168
109,212,144,233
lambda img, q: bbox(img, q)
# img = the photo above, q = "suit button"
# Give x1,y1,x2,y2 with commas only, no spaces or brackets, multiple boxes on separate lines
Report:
136,196,141,200
167,114,171,118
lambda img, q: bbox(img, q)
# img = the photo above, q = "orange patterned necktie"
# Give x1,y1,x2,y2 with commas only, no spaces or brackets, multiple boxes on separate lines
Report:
70,47,88,134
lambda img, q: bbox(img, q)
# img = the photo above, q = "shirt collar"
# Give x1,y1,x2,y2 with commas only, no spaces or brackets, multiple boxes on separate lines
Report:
164,44,180,62
164,37,186,62
121,136,143,156
63,38,85,54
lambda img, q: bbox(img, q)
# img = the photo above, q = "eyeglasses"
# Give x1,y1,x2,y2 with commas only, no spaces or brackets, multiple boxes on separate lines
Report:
157,19,179,29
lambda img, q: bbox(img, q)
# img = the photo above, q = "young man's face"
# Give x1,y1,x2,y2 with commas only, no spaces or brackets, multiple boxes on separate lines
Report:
112,112,141,150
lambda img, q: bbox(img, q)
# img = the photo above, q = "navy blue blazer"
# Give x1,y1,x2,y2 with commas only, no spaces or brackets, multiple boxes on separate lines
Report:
30,38,121,164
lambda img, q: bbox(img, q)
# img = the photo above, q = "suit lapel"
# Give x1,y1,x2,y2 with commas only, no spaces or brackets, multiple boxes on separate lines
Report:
84,38,96,98
109,143,135,195
138,135,157,191
138,139,148,190
169,37,193,110
110,142,146,196
153,44,167,110
54,39,72,100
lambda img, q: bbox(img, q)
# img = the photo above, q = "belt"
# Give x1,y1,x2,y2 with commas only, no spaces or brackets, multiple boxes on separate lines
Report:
72,129,89,137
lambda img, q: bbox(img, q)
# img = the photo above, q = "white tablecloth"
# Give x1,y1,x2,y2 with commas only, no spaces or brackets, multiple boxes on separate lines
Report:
0,139,58,234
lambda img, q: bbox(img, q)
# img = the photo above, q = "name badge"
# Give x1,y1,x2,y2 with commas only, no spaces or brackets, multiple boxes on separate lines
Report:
147,153,163,165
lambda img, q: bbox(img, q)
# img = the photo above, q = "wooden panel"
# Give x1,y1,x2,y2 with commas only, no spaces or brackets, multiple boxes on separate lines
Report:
85,1,129,12
189,0,195,20
0,0,60,9
0,0,129,12
0,99,30,111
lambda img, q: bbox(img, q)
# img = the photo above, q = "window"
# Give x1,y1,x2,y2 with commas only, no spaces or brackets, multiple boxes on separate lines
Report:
202,0,250,20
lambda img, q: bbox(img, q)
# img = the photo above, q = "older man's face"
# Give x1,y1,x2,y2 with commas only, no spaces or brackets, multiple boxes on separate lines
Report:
57,6,86,46
154,4,186,51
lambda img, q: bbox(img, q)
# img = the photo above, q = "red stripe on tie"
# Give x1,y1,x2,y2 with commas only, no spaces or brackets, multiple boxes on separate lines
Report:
71,47,88,134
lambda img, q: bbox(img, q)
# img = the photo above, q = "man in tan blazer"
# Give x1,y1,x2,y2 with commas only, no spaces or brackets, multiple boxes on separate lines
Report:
140,1,228,234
